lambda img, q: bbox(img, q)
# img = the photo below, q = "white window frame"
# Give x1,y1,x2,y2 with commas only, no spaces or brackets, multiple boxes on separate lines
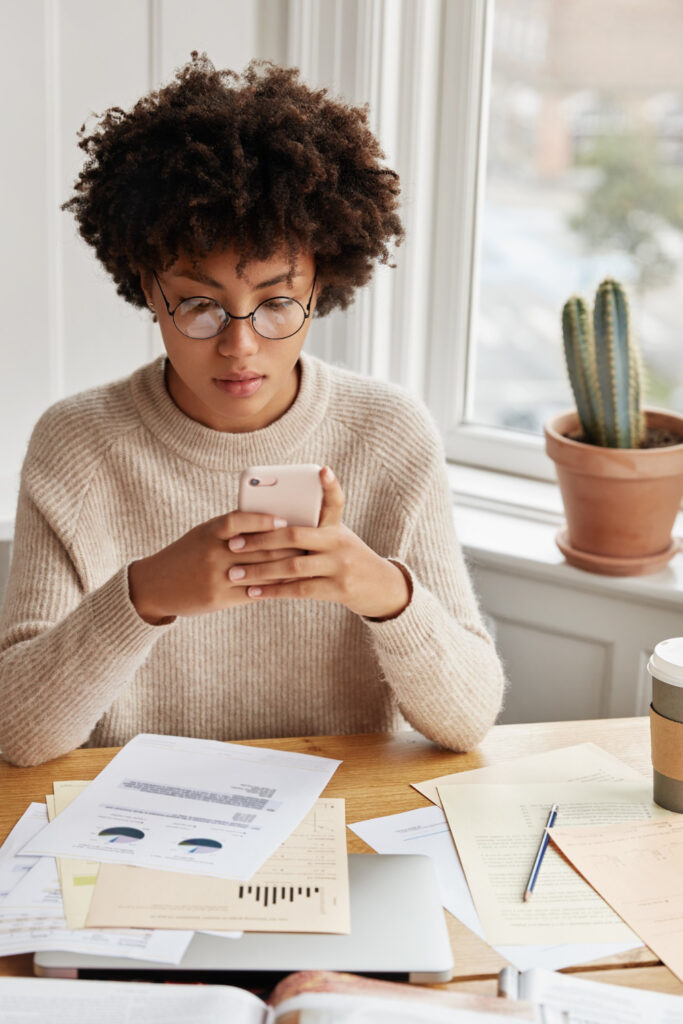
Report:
427,0,558,482
287,0,562,484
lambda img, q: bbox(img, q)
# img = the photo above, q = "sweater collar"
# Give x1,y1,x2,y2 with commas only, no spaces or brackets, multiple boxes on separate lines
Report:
129,352,331,471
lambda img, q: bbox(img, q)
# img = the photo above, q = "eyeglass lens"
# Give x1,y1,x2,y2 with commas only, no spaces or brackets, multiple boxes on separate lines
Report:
174,296,306,340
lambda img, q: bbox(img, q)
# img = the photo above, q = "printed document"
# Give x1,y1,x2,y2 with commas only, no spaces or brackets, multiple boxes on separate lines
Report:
0,803,46,898
412,743,645,805
25,733,340,880
550,818,683,985
0,833,193,963
85,798,350,932
349,804,639,972
439,779,675,945
0,864,193,961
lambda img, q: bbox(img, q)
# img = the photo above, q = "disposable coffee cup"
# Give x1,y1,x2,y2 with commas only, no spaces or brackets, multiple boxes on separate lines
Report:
647,638,683,813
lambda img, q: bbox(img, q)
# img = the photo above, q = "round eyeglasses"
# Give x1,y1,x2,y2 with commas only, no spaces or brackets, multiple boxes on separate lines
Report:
152,270,317,341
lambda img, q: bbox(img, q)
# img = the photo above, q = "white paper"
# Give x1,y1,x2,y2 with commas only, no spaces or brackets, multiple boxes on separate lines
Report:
412,743,646,806
349,805,639,973
0,802,47,898
25,733,341,880
0,976,267,1024
0,853,193,963
517,966,683,1024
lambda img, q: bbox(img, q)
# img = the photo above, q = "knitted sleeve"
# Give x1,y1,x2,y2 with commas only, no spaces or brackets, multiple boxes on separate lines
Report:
363,446,506,752
0,484,172,766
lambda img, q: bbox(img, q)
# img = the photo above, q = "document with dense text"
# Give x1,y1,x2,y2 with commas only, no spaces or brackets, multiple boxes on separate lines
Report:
25,733,341,880
349,804,639,971
439,780,674,945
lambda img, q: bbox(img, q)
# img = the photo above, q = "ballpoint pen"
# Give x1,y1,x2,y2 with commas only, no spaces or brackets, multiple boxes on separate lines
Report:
523,803,558,901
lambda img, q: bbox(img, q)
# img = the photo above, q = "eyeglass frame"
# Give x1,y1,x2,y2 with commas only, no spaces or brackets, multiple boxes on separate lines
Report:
152,268,318,341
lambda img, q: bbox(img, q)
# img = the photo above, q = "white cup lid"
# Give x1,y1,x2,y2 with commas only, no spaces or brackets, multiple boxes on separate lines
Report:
648,638,683,688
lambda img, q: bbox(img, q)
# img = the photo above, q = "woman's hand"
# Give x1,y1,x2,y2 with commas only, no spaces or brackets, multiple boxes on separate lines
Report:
224,468,411,620
128,512,302,624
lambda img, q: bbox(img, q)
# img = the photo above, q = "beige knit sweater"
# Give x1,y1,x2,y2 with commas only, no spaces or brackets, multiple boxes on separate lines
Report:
0,353,505,765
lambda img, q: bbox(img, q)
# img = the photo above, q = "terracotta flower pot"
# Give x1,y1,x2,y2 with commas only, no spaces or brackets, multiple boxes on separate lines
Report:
544,409,683,576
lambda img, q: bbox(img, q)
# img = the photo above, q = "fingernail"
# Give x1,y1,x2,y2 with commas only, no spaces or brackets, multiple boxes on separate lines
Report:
229,567,246,580
273,517,287,528
229,536,246,551
323,467,335,482
248,586,262,597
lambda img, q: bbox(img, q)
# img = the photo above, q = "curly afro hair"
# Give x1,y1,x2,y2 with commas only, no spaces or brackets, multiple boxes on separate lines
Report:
63,52,404,316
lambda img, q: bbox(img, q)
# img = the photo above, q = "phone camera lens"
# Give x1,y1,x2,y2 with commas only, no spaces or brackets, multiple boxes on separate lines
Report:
249,478,260,487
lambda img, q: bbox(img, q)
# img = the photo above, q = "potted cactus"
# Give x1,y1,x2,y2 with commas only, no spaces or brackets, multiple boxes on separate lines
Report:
544,278,683,576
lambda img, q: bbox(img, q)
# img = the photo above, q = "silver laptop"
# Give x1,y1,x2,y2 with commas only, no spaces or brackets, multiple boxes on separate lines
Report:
34,854,454,984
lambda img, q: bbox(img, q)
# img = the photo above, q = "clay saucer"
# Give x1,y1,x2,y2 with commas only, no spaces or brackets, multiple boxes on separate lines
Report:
556,529,679,577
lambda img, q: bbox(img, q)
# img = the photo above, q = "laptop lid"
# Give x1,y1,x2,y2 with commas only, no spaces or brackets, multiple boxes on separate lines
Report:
34,854,454,985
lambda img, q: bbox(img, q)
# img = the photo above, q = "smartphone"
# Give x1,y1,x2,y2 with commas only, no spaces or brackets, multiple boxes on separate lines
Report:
238,464,324,527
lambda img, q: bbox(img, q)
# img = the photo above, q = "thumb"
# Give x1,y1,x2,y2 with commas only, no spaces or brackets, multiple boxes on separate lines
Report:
317,466,344,527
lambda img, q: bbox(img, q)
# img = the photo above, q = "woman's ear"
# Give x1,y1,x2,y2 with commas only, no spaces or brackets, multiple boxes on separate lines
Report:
139,270,156,313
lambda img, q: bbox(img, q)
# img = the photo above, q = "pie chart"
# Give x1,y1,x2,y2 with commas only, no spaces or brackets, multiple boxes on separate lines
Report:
98,826,145,844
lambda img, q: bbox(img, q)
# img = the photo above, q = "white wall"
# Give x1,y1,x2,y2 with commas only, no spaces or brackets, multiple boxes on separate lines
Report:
0,0,288,489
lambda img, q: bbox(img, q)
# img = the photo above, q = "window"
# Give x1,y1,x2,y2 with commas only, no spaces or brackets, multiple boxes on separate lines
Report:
437,0,683,480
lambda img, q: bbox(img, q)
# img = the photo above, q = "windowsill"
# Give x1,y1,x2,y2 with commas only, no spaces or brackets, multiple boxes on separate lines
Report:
449,463,683,609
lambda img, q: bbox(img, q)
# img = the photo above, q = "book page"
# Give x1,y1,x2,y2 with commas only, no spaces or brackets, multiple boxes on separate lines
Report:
270,970,535,1022
273,992,533,1024
85,799,350,933
438,780,674,945
0,976,268,1024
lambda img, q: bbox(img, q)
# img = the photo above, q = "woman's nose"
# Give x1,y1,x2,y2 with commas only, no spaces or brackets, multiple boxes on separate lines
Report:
215,317,260,357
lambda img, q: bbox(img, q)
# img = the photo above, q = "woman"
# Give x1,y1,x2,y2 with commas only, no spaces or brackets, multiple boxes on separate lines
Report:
0,54,505,766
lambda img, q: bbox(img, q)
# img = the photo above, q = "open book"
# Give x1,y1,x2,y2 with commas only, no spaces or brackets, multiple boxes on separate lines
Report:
498,967,683,1023
2,971,534,1023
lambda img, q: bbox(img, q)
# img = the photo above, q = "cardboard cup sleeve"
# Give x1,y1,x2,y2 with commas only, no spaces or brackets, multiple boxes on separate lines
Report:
650,704,683,782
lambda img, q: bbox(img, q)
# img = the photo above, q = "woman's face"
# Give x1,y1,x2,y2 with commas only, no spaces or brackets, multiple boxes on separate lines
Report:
142,247,318,433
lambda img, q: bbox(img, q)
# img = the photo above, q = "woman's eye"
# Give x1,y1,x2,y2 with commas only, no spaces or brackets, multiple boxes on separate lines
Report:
263,298,294,311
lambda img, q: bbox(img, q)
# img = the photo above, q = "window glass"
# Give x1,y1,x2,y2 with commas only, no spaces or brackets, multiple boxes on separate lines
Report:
473,0,683,435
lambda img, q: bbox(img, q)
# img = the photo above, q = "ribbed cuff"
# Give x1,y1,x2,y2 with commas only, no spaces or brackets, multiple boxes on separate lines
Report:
363,561,436,656
88,564,176,659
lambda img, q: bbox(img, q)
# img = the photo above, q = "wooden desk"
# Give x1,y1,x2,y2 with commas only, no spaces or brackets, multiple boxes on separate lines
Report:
1,717,681,996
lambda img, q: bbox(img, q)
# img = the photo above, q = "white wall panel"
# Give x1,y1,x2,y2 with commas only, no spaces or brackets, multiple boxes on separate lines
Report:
58,0,152,396
470,561,683,724
492,619,609,724
154,0,258,83
0,0,283,487
0,1,51,480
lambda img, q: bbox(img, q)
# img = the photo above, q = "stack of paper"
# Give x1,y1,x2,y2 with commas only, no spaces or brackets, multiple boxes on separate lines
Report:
349,742,673,974
0,732,348,959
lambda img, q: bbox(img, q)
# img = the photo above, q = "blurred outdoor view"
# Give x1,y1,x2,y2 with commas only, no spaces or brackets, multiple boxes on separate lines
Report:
472,0,683,435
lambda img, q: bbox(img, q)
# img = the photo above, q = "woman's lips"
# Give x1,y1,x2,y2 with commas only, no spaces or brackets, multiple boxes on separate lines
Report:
213,376,264,397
